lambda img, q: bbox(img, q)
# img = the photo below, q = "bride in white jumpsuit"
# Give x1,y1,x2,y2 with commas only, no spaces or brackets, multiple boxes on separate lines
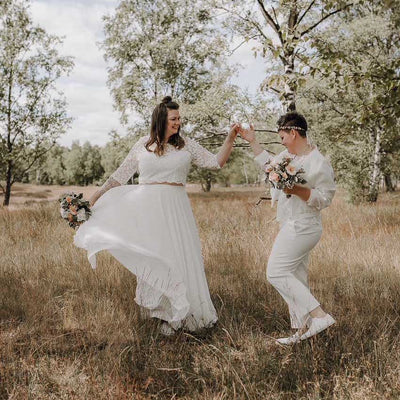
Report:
240,112,336,344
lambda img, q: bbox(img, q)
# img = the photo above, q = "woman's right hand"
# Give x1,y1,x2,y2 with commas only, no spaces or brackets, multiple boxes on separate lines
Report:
89,178,121,207
239,123,265,157
239,124,256,143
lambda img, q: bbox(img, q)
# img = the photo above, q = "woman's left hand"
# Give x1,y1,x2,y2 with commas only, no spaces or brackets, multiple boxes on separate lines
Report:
283,187,295,196
283,185,311,202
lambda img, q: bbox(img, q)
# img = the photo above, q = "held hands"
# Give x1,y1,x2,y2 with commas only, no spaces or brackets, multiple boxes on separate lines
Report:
238,123,256,143
228,123,241,141
227,122,255,143
236,122,264,156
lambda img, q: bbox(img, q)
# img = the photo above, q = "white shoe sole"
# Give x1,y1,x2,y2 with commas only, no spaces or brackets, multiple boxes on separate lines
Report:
276,332,301,345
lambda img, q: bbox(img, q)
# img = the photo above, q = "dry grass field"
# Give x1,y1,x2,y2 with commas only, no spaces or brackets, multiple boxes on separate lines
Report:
1,184,400,399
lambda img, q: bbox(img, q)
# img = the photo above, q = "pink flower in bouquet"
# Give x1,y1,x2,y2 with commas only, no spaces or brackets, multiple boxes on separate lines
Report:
285,164,297,176
269,172,280,182
282,172,288,179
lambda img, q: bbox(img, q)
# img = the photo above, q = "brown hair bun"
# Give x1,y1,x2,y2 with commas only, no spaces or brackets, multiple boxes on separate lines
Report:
161,96,173,104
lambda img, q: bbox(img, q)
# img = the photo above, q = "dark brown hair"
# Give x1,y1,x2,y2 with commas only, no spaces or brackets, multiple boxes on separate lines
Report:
145,96,185,156
277,112,308,138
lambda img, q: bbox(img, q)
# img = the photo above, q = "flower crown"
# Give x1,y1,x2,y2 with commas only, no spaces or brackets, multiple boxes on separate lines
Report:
278,125,306,132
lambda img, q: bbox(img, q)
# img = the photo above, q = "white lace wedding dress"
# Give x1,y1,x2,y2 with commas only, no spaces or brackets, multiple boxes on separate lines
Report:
74,136,220,331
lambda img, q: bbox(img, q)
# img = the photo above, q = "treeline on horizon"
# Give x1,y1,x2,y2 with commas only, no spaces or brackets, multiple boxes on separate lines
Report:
24,131,263,191
1,0,400,205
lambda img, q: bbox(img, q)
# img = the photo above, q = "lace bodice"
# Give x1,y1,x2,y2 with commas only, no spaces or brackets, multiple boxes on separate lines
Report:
255,147,336,223
111,135,221,185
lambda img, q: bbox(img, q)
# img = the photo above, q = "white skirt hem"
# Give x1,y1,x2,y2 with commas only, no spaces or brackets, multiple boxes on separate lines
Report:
74,184,217,331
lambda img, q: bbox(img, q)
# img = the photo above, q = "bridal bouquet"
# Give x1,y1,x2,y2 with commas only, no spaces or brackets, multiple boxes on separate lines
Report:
265,156,306,198
59,192,92,228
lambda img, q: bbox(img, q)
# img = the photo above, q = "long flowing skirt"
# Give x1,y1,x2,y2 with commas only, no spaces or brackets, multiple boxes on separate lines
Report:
73,184,217,331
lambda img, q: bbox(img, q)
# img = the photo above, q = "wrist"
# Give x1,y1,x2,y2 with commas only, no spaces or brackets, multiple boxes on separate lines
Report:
226,134,236,144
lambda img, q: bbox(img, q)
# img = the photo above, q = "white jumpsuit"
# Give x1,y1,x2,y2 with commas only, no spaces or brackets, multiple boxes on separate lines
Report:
255,148,336,328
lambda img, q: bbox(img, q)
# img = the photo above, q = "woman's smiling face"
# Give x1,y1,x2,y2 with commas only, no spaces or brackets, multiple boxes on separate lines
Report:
165,109,181,140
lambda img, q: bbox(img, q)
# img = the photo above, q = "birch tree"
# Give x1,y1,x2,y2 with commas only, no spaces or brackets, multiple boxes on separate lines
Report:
299,2,400,202
216,0,362,111
0,0,73,205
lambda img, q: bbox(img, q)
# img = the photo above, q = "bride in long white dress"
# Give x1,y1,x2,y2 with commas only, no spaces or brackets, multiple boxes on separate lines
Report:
74,96,238,335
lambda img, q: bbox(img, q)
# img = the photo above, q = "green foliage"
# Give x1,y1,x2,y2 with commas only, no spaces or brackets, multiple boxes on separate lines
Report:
100,130,143,182
63,142,104,186
102,0,230,122
183,76,274,190
300,3,400,202
0,0,73,205
215,0,359,111
37,144,67,185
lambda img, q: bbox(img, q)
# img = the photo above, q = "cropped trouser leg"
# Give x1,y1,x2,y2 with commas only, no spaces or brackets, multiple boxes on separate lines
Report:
267,220,322,329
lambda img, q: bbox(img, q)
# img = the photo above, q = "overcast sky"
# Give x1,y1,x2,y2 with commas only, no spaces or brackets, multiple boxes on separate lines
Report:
30,0,267,147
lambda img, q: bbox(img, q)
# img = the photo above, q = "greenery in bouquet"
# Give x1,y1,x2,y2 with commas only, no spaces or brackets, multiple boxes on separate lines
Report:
265,156,307,197
59,192,92,229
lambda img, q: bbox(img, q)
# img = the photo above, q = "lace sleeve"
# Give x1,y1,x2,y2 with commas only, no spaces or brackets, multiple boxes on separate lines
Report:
185,137,221,170
110,136,147,184
97,176,121,196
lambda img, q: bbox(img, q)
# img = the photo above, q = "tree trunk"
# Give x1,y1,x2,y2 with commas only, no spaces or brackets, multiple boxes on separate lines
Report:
384,173,395,192
283,3,298,112
205,176,211,192
3,162,12,206
282,55,296,112
5,65,14,206
242,161,249,184
367,128,382,202
36,168,41,184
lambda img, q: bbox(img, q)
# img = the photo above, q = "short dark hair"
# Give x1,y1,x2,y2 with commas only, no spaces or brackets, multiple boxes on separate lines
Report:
277,112,308,138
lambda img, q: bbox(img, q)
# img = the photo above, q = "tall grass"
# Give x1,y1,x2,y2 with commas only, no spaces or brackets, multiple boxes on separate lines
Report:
1,187,400,399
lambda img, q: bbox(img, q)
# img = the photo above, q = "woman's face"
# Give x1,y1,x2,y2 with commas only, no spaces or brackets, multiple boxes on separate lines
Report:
165,109,181,139
278,129,296,151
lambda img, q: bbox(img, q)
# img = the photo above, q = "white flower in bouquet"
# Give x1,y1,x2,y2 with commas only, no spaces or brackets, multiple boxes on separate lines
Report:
60,208,69,219
77,208,87,222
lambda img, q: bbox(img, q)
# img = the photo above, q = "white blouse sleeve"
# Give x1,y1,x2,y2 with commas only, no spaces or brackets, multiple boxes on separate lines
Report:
111,136,147,184
185,137,221,170
254,150,273,167
306,158,336,211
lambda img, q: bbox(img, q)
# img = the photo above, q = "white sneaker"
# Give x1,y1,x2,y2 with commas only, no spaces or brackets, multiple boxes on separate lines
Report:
160,322,175,337
300,314,335,341
276,331,301,345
